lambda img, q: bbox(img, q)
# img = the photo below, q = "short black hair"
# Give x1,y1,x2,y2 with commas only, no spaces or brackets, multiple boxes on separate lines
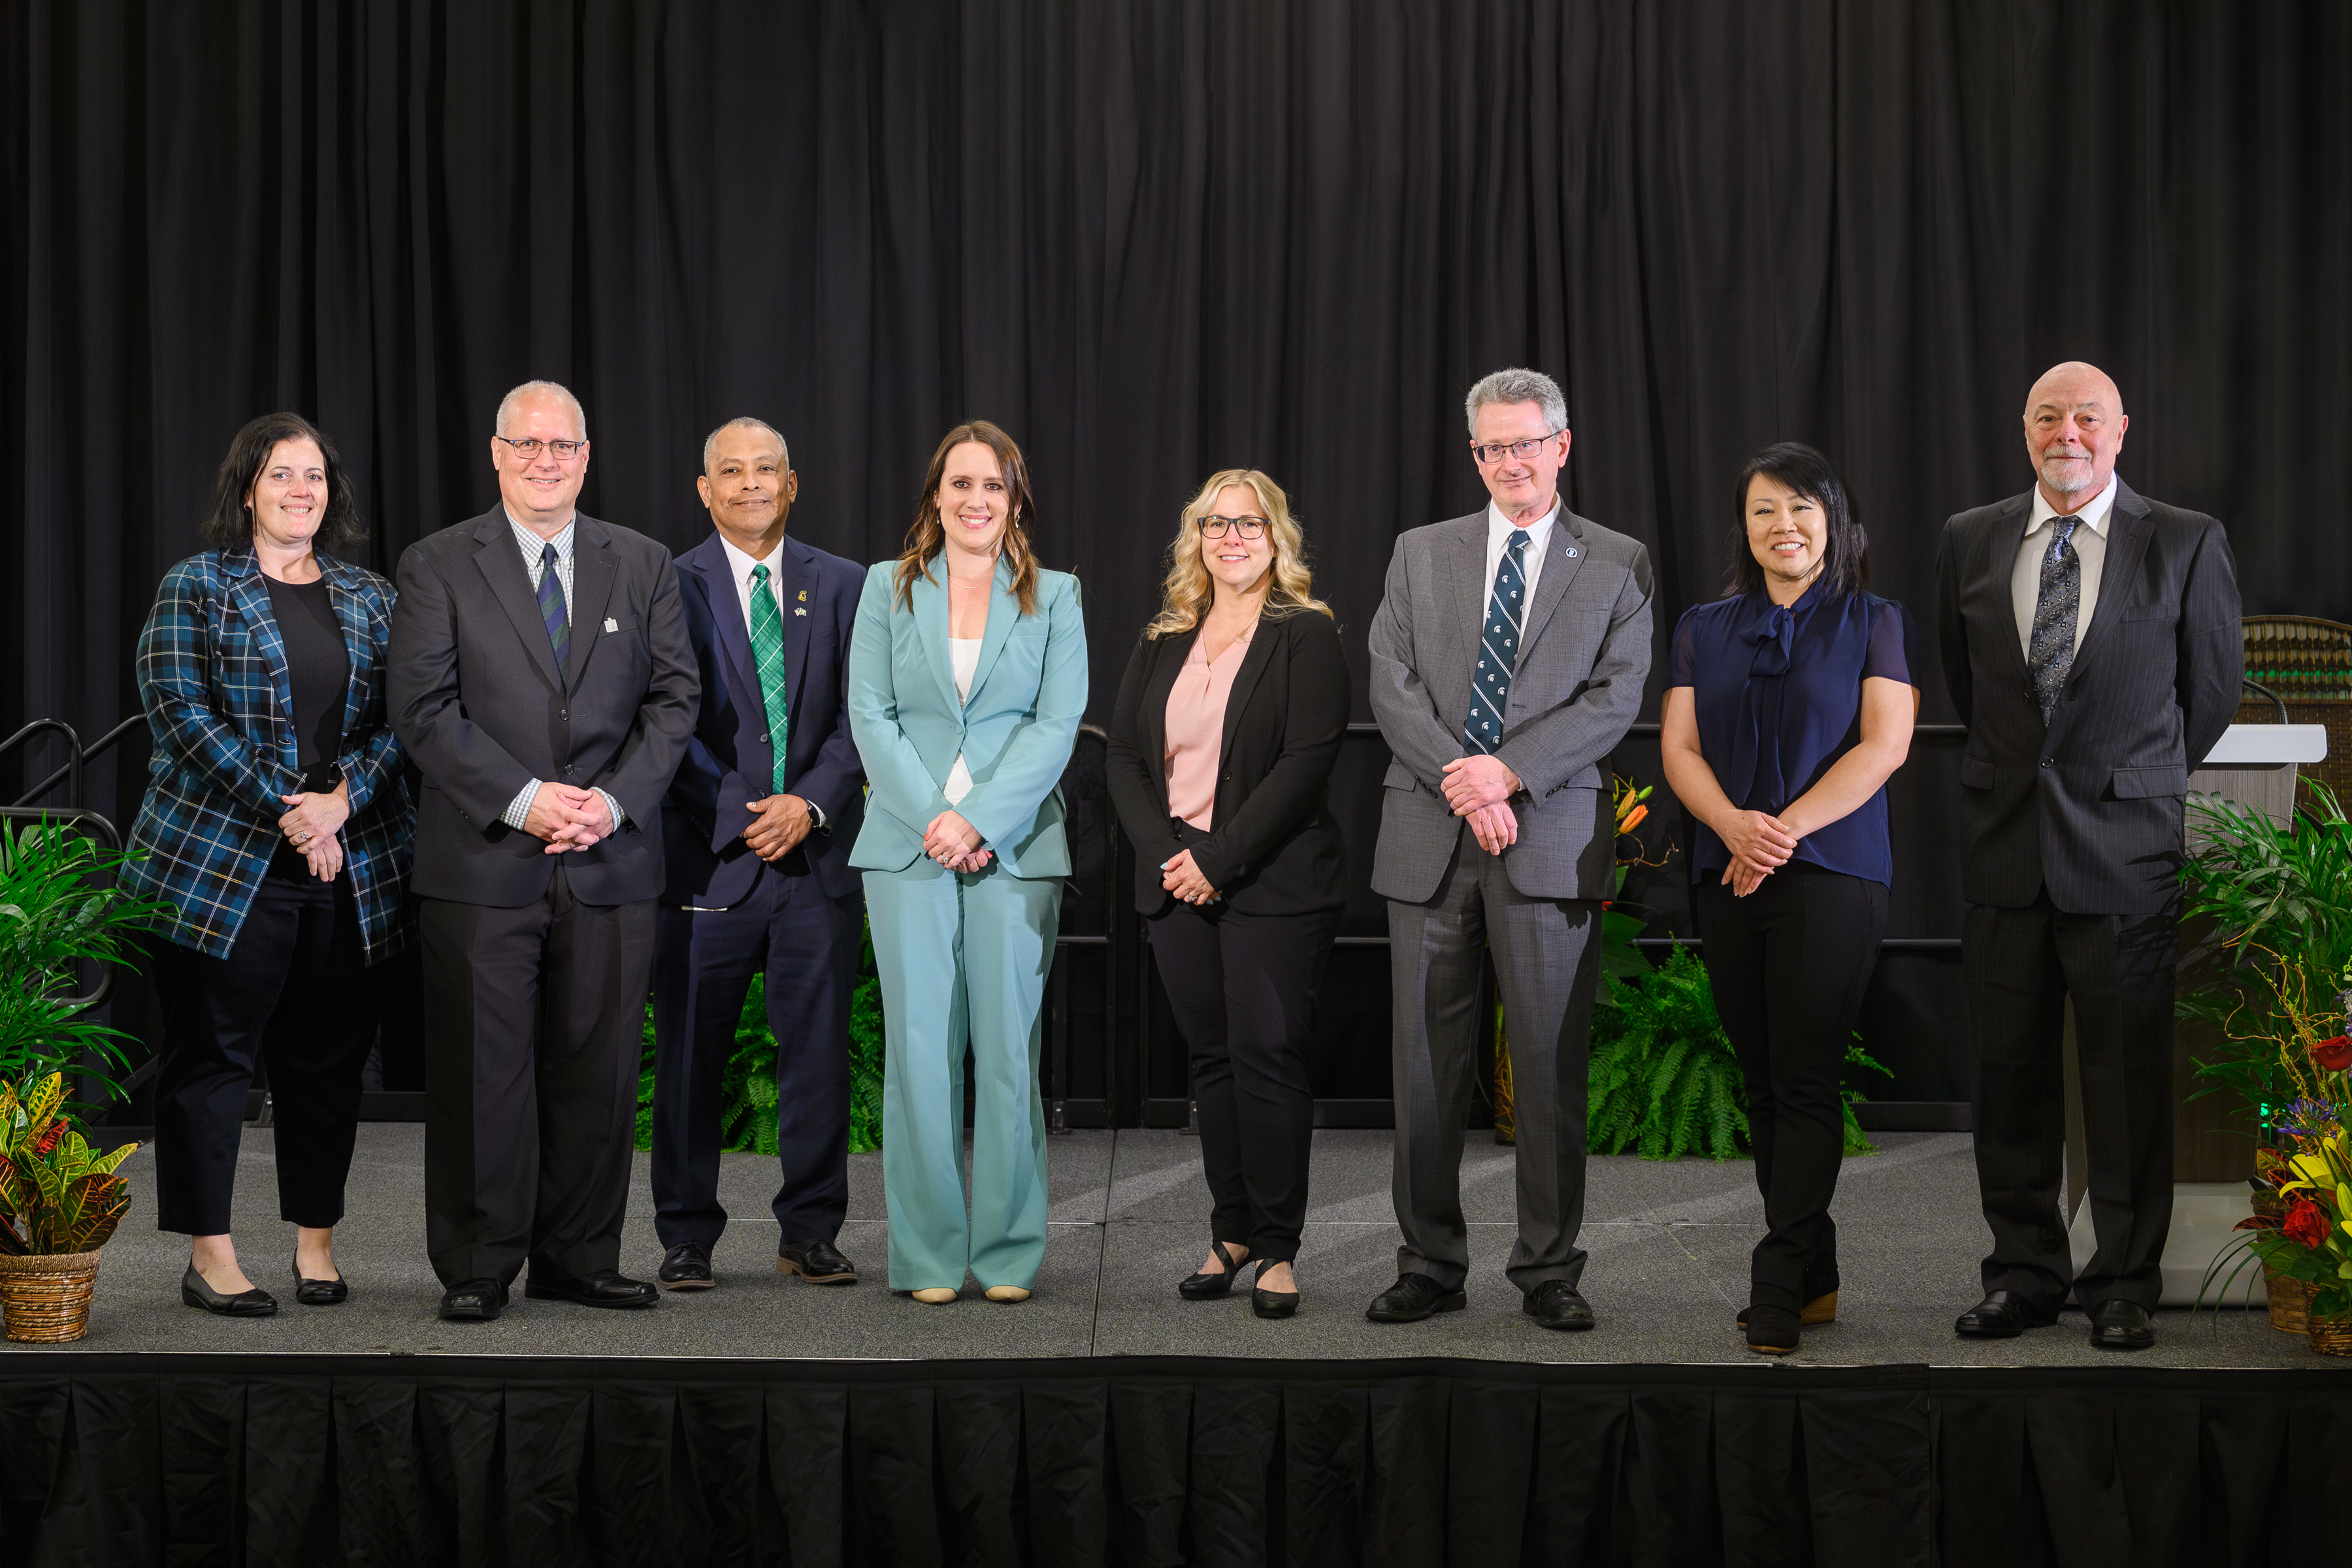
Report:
200,412,366,552
1722,442,1867,598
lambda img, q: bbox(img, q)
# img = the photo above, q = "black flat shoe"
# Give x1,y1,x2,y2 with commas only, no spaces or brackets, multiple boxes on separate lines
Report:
1365,1272,1466,1323
1522,1281,1597,1331
1250,1260,1299,1319
523,1268,661,1309
1953,1289,2060,1338
1744,1302,1801,1355
182,1265,276,1317
291,1259,348,1307
2087,1298,2156,1350
1179,1240,1248,1301
439,1277,509,1322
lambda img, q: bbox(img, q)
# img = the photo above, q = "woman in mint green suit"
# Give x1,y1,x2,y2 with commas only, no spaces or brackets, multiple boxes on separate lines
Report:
846,419,1087,1303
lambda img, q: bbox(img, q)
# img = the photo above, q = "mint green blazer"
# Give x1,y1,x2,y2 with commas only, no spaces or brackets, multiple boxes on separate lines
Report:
845,557,1088,878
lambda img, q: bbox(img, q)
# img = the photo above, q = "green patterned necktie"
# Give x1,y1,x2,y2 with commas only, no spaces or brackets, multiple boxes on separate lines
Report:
748,563,791,792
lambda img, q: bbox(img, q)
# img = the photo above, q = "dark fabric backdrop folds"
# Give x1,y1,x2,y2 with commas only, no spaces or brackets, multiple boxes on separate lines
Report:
7,2,2349,1100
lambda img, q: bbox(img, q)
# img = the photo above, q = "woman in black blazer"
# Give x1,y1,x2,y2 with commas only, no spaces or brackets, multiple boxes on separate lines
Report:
1106,468,1350,1318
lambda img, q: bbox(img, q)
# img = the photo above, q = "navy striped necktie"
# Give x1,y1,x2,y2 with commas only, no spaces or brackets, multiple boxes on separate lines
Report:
537,542,570,671
1464,531,1529,754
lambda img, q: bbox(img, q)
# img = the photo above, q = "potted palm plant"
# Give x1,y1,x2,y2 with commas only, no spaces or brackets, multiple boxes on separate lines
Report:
0,818,163,1341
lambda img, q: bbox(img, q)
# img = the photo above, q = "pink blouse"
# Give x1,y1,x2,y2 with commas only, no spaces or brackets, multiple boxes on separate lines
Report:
1163,619,1258,830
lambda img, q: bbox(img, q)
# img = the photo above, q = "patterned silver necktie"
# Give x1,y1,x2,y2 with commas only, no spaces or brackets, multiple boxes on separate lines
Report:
2027,515,2082,721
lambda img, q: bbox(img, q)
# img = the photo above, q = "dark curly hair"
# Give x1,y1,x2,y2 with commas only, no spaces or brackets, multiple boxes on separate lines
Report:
1722,441,1868,599
199,412,366,551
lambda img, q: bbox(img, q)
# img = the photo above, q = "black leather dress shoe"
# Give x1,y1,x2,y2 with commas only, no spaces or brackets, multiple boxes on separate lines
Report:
1250,1260,1299,1320
438,1278,509,1322
777,1238,858,1284
291,1259,348,1307
1522,1281,1597,1331
523,1268,661,1309
1952,1290,2059,1338
659,1242,715,1290
1365,1273,1466,1323
2087,1298,2156,1350
1179,1240,1247,1301
182,1265,277,1317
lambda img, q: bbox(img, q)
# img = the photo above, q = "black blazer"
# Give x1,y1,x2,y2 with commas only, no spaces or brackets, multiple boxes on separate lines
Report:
389,506,700,907
1934,478,2240,915
661,531,866,907
1105,607,1350,917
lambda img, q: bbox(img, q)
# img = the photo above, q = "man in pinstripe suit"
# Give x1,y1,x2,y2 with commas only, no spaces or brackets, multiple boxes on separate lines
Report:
1364,368,1654,1331
1936,362,2241,1350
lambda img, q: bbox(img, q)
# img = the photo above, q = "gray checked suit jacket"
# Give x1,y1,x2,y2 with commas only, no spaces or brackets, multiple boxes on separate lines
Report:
1367,507,1654,903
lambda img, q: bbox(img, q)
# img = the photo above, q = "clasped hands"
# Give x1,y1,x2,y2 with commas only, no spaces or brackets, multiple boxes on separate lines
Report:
523,783,614,855
742,794,815,862
1162,849,1218,906
1718,809,1799,896
1441,753,1521,855
923,809,992,874
276,782,350,882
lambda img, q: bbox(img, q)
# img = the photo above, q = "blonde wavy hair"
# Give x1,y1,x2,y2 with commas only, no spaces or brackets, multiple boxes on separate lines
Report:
1144,468,1331,639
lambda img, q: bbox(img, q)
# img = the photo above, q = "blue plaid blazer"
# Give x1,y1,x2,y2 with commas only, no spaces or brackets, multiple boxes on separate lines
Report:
123,547,416,962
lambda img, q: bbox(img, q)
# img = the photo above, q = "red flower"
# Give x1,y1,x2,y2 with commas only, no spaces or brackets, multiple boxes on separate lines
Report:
2313,1036,2352,1072
2282,1196,2333,1249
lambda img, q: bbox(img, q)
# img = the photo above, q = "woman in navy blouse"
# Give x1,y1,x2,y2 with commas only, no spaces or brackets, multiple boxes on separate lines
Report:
1660,442,1918,1357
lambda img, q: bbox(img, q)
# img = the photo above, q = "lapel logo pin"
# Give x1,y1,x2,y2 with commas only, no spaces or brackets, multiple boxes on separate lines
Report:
603,617,619,633
1565,547,1579,559
798,589,808,602
794,607,808,617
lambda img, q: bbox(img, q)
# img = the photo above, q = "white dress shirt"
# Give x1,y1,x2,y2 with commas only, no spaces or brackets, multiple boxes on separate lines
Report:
2010,473,2118,661
1484,498,1558,609
498,509,625,836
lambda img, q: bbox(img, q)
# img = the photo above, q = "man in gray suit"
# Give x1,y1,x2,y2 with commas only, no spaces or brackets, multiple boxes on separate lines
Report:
1365,367,1654,1330
390,380,698,1322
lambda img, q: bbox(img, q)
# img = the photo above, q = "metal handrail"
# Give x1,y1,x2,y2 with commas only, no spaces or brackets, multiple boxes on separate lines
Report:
11,715,144,809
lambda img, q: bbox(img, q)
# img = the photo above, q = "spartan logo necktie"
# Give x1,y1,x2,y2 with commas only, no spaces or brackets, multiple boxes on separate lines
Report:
1464,531,1529,755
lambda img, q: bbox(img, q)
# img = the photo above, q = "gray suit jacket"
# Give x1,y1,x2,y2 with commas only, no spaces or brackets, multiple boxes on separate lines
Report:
1367,506,1654,902
389,506,699,908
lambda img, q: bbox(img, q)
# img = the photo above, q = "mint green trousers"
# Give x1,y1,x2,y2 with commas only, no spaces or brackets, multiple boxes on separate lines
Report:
865,858,1059,1291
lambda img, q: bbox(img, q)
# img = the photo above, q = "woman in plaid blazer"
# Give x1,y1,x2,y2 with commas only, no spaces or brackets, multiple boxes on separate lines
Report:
123,412,414,1318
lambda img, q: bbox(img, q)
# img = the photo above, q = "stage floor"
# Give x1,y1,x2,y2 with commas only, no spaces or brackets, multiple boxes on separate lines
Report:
24,1124,2310,1368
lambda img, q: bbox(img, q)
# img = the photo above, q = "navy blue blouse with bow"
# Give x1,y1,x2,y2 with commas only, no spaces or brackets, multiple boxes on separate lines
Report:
1667,581,1918,887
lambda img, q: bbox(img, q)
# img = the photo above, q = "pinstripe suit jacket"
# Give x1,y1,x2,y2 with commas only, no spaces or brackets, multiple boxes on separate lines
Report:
1367,506,1654,902
123,547,414,962
1934,480,2241,914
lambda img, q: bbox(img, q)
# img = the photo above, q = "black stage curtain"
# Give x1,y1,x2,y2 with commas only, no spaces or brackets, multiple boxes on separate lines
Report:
7,1356,2352,1565
8,2,2349,1100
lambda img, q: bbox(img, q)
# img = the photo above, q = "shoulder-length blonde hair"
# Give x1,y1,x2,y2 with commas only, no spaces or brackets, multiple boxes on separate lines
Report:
1143,468,1331,639
892,419,1041,617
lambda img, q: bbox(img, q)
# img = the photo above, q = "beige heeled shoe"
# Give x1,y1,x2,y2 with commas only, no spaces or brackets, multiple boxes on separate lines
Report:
983,1285,1031,1303
910,1287,958,1304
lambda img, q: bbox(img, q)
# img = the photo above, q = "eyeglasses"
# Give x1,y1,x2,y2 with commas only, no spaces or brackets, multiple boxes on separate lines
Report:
1469,429,1564,465
495,435,589,461
1201,515,1269,540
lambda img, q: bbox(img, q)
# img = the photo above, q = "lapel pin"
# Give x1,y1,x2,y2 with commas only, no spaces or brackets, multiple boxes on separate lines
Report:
794,607,808,617
603,617,619,633
798,589,808,602
1565,547,1579,559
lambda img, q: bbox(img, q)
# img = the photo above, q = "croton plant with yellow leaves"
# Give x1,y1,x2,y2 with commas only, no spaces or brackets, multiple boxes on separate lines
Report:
0,1071,137,1256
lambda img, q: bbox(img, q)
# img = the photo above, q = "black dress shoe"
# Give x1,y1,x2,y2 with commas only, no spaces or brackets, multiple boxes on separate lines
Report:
2087,1298,2156,1350
1952,1289,2059,1338
523,1268,661,1309
1179,1239,1247,1301
777,1238,858,1285
291,1258,348,1307
1744,1302,1801,1355
659,1241,715,1290
1250,1260,1299,1320
1522,1281,1597,1331
438,1278,509,1322
1737,1287,1837,1330
182,1265,277,1317
1365,1273,1467,1323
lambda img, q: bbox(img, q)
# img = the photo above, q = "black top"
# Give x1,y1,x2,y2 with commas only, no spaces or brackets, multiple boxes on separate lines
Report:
1105,606,1351,917
265,574,350,880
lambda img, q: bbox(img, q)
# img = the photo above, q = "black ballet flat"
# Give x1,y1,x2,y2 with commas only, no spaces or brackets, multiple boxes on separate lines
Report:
292,1258,348,1307
1250,1260,1299,1320
182,1264,276,1318
1177,1240,1247,1301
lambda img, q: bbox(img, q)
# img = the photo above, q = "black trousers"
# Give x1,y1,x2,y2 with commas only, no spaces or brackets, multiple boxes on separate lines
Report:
420,863,655,1288
1147,841,1341,1265
651,858,861,1249
150,874,373,1236
1695,864,1887,1313
1965,892,2179,1312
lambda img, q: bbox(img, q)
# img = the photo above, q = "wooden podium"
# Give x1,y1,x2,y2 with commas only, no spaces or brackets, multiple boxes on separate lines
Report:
2063,721,2330,1305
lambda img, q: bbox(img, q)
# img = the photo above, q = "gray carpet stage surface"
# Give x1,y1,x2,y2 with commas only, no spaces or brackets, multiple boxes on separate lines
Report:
22,1124,2306,1368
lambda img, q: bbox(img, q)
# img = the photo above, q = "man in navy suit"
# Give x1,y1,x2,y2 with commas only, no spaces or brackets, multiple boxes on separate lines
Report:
651,417,868,1289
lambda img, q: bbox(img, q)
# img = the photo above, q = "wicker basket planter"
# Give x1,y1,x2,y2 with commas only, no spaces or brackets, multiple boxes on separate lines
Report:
2267,1271,2313,1333
2308,1313,2352,1358
0,1250,103,1343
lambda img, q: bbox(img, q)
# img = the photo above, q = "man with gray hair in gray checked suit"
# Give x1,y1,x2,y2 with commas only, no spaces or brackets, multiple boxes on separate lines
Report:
1364,367,1654,1331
